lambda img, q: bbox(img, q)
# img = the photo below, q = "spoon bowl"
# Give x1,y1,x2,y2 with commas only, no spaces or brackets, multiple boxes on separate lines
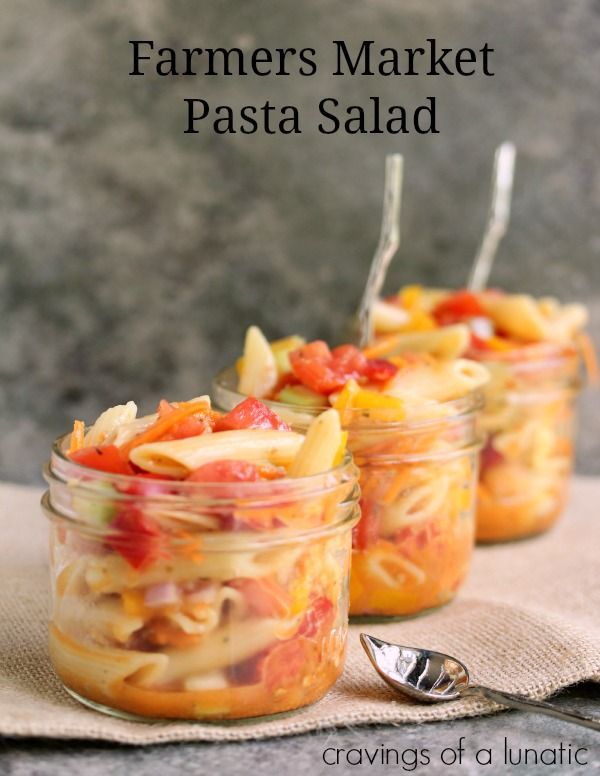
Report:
360,634,469,703
360,633,600,731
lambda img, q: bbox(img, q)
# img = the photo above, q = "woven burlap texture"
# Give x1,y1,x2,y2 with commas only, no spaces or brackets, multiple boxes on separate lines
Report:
1,478,599,744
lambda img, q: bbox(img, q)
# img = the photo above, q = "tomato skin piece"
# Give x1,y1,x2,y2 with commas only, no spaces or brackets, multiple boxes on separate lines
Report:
70,445,135,476
162,417,210,440
352,499,380,550
186,460,261,483
229,577,291,618
261,637,315,693
107,507,164,569
433,290,486,326
289,341,366,395
480,437,504,472
289,353,347,394
362,358,398,383
215,398,290,432
157,399,174,419
296,340,332,361
155,400,214,440
298,596,335,638
117,472,177,499
330,344,367,374
469,332,491,352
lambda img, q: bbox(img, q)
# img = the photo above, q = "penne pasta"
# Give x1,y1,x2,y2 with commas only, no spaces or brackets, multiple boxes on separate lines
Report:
385,359,488,403
365,324,470,360
50,624,169,690
129,429,304,477
371,299,411,333
161,617,293,682
289,409,345,477
85,402,138,447
112,413,158,446
55,594,145,645
379,475,451,536
84,543,302,594
238,325,278,398
480,293,548,341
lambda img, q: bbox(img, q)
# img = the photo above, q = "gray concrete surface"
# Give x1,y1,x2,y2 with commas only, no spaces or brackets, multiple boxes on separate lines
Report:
1,684,599,775
0,0,598,483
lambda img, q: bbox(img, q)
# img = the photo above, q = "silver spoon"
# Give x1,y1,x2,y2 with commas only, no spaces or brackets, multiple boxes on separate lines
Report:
361,634,600,732
352,153,404,348
467,141,516,293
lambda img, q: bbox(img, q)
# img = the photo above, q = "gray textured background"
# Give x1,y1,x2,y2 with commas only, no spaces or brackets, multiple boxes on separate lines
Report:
1,0,598,483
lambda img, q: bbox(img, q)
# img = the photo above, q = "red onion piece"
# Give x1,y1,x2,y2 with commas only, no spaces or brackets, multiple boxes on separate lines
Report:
144,581,180,607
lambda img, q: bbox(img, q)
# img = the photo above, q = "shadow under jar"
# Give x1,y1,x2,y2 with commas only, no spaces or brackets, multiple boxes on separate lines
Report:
476,344,581,543
43,436,359,721
214,368,482,620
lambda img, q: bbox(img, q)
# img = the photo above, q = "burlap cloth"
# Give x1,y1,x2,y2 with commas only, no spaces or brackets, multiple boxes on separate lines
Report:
1,478,599,744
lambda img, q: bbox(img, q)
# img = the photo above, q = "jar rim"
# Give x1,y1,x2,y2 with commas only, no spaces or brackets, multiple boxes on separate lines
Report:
470,341,579,370
48,431,358,501
41,490,361,547
212,366,484,431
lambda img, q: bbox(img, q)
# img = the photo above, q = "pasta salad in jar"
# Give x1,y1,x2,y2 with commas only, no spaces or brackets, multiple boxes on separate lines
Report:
43,395,359,720
368,287,592,541
214,326,487,618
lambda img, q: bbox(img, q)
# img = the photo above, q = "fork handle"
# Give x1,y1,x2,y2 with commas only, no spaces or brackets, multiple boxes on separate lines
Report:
464,685,600,732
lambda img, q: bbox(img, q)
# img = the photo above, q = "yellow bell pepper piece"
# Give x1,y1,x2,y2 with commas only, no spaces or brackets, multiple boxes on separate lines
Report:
122,590,145,617
333,379,405,423
398,284,423,310
408,310,437,331
333,431,348,466
484,336,515,351
332,379,360,423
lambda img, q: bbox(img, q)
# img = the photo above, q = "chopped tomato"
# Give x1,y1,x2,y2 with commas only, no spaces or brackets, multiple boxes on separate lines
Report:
289,353,347,394
156,399,213,439
163,416,210,440
433,290,486,326
229,577,291,618
118,471,177,498
469,332,492,352
330,344,367,374
186,460,261,483
120,399,214,455
157,399,175,418
70,445,134,476
261,637,315,693
480,438,504,472
298,596,335,638
362,358,398,383
296,340,331,361
353,499,380,550
214,397,290,432
289,341,365,395
107,508,165,569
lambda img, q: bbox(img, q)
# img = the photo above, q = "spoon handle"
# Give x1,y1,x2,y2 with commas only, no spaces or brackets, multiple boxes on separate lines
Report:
354,154,403,347
467,141,516,292
465,685,600,732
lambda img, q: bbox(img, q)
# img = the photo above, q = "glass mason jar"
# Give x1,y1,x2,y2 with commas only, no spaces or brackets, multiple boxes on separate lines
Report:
214,368,482,619
475,344,581,543
43,434,359,721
